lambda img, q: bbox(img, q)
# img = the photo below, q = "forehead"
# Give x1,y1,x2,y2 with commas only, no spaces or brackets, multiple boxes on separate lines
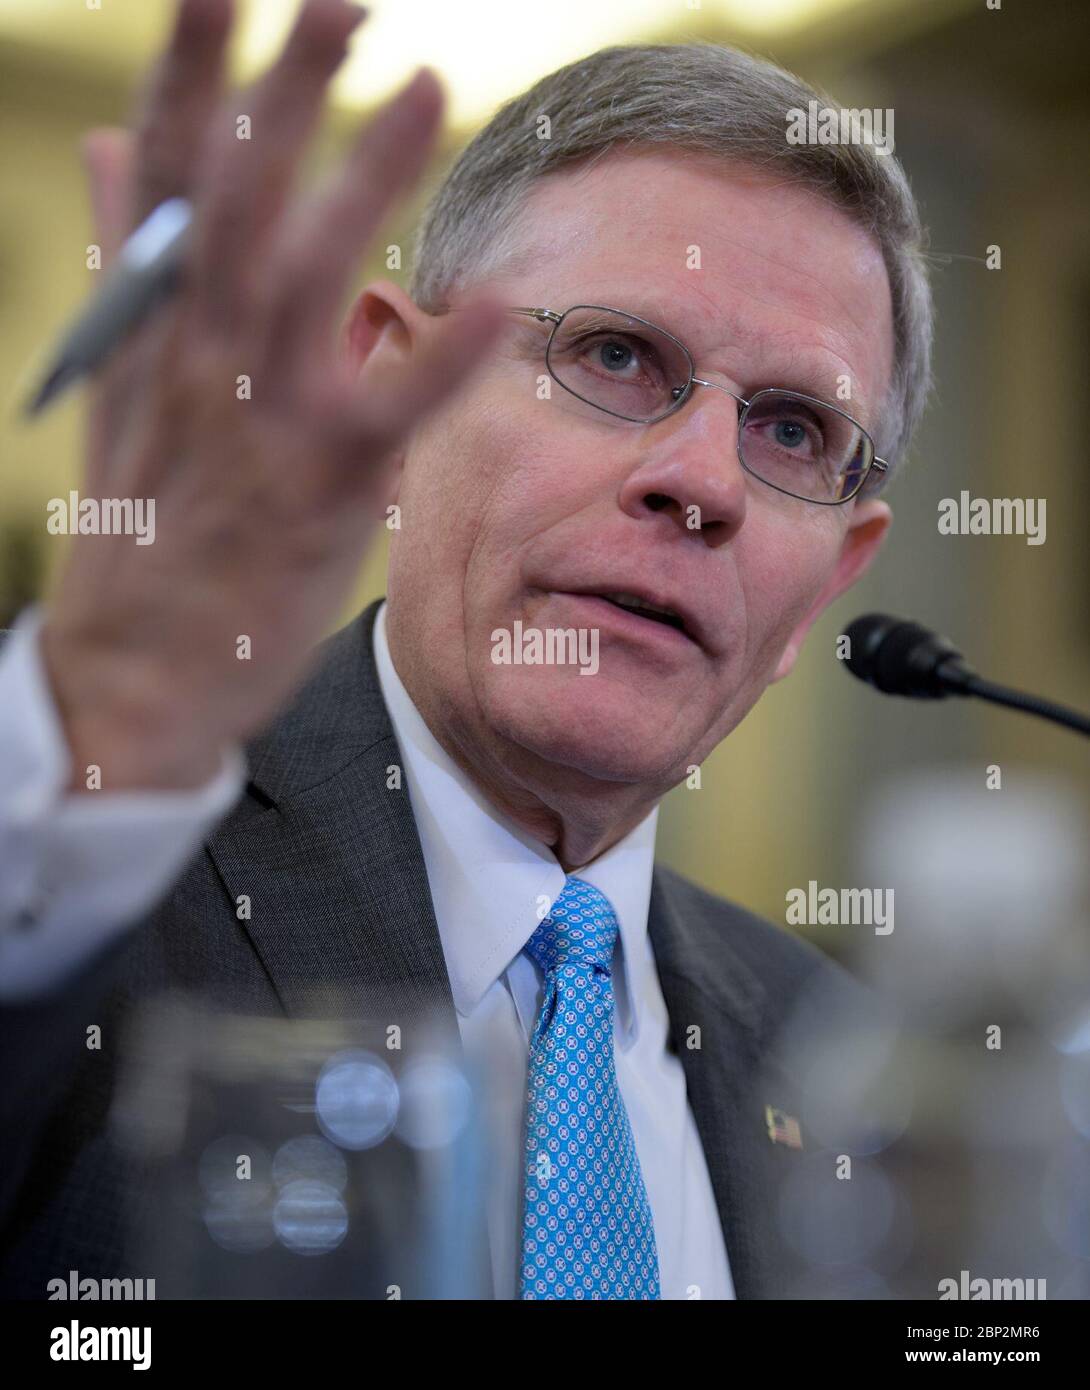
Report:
492,148,895,422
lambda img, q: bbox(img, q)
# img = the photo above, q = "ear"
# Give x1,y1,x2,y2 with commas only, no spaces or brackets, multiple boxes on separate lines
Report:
340,280,434,502
770,498,893,683
340,278,432,374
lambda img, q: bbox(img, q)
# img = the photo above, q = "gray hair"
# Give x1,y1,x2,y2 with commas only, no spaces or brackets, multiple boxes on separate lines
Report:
410,41,933,476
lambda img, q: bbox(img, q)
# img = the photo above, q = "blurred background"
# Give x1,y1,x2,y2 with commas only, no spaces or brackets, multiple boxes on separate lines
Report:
1,0,1087,945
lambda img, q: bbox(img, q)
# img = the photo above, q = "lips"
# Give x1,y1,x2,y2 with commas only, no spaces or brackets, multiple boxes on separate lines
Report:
555,585,704,649
596,591,687,634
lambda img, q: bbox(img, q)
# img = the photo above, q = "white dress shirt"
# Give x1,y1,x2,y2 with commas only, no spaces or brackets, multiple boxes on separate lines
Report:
0,601,734,1298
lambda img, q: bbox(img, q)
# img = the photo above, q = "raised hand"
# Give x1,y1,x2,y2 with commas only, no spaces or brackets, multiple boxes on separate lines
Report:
39,0,506,791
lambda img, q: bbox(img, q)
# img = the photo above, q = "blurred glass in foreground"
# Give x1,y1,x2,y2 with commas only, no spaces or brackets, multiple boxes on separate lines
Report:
108,999,489,1299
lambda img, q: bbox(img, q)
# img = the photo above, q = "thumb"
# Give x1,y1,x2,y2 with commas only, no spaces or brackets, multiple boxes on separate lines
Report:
80,127,136,266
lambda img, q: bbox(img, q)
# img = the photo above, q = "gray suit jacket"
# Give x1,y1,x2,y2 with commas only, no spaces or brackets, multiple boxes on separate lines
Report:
0,600,866,1299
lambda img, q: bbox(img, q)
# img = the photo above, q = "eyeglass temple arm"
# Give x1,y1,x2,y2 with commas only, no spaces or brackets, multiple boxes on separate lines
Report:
431,305,562,324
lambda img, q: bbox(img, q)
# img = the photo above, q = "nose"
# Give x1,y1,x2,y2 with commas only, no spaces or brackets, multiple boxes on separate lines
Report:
616,379,748,547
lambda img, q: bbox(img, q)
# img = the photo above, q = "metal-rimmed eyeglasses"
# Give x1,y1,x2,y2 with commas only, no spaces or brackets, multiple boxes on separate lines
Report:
434,302,888,505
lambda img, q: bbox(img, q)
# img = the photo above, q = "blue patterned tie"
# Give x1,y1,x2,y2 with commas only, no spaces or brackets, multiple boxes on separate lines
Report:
519,876,661,1299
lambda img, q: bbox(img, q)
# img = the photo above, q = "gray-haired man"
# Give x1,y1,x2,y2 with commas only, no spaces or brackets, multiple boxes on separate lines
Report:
0,0,930,1299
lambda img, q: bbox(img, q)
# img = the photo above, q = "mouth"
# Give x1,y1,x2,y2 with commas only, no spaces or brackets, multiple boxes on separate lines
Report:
557,588,700,648
597,591,688,635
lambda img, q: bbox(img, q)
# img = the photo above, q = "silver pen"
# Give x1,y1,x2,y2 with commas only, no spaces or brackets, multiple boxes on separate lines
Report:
23,197,193,417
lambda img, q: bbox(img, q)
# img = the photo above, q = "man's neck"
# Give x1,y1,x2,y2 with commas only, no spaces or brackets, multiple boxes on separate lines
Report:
384,617,661,871
431,718,657,871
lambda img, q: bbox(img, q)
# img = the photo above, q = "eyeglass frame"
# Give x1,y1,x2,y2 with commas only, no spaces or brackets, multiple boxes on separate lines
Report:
432,302,889,505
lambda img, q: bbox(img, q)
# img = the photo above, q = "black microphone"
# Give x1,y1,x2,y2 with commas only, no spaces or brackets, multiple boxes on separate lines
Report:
843,613,1090,737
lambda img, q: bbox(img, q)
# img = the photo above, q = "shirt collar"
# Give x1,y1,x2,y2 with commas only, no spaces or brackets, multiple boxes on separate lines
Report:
372,600,659,1040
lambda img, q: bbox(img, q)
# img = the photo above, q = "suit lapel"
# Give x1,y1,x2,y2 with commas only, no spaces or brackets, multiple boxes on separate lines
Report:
207,600,457,1037
648,870,803,1300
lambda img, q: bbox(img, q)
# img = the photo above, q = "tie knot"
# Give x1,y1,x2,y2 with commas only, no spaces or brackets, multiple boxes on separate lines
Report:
526,877,619,975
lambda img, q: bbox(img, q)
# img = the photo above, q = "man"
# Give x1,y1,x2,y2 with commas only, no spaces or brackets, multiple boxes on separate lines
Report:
0,0,931,1299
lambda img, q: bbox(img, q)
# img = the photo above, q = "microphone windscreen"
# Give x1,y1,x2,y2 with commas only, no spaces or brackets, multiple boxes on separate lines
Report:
844,614,962,697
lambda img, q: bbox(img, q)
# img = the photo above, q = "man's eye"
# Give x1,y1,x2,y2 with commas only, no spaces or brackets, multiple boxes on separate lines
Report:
576,332,661,378
746,407,824,457
596,337,637,373
773,420,807,449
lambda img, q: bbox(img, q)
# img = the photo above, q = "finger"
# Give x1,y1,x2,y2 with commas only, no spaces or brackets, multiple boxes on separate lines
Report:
258,67,445,395
129,0,234,227
84,313,182,496
80,127,139,492
80,128,135,265
193,0,369,328
327,292,509,470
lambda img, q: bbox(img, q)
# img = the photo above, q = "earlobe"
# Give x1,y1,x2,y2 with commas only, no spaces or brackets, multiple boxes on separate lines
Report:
770,640,798,684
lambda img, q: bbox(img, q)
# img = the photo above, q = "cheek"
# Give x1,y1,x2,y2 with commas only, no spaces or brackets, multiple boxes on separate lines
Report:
389,391,507,592
739,510,845,662
455,403,598,587
390,384,584,612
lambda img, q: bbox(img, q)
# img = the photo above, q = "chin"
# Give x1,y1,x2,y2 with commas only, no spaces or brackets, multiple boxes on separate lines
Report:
480,665,691,785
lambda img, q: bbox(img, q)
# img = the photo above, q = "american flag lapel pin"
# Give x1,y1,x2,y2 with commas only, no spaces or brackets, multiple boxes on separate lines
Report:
765,1104,803,1149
